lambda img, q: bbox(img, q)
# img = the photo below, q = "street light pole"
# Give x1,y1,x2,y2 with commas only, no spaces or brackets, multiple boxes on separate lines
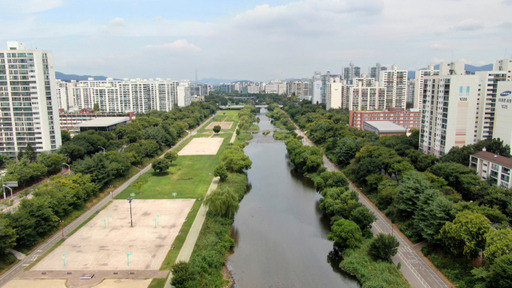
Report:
99,146,106,153
127,197,134,227
3,185,12,198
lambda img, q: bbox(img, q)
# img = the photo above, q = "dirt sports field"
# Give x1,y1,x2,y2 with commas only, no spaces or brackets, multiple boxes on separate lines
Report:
31,199,194,271
4,279,151,288
178,137,224,156
205,121,233,130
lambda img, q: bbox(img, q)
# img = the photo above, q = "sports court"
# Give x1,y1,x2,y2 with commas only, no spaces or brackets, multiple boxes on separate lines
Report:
205,121,233,130
178,137,224,156
31,199,194,271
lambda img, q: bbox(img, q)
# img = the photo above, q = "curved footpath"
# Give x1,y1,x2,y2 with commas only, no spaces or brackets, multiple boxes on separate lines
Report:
296,129,452,288
0,112,218,288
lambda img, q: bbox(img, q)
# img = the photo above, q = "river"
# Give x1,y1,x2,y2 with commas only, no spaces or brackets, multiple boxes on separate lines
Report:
227,109,359,288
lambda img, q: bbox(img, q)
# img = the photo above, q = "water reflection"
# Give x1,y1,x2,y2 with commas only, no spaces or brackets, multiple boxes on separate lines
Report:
227,109,359,288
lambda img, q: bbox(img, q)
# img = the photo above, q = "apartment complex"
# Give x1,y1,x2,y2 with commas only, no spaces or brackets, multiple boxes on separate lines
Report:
349,108,421,130
419,73,480,157
470,150,512,188
56,78,191,113
419,59,512,157
0,42,61,158
380,65,408,109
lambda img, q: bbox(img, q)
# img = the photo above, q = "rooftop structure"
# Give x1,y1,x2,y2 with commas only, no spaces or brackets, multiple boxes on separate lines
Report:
363,121,407,136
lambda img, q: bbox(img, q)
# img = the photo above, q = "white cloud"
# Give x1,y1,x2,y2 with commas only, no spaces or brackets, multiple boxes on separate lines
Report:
145,40,202,52
109,17,126,27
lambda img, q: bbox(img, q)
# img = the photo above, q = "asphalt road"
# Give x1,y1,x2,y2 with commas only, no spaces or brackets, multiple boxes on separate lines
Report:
297,129,451,288
0,112,217,288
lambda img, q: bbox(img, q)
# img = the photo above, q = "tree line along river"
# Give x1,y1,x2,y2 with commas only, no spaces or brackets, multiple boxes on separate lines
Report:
227,109,359,288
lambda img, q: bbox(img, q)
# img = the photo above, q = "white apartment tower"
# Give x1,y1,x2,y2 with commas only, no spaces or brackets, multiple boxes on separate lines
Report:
380,65,408,109
413,65,439,109
419,72,480,157
0,42,62,158
493,81,512,147
312,71,322,104
473,59,512,140
326,77,343,110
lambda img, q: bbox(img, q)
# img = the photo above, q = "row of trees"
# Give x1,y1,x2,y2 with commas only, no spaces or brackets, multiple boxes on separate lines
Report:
0,102,217,261
279,101,512,287
0,174,98,251
283,135,399,262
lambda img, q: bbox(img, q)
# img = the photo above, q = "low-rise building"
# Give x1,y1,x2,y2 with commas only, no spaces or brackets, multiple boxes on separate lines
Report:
363,121,407,136
349,108,421,130
470,150,512,188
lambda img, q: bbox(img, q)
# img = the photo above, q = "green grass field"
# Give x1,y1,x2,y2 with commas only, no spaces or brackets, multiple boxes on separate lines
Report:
197,110,238,134
116,133,232,200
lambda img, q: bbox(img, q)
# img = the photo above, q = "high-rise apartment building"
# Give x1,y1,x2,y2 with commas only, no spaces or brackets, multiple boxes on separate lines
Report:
312,71,322,104
326,77,343,110
419,73,480,157
343,62,360,84
369,63,387,82
56,78,190,113
348,81,387,111
494,81,512,147
0,41,62,158
380,65,408,109
473,59,512,140
286,80,312,100
413,65,439,109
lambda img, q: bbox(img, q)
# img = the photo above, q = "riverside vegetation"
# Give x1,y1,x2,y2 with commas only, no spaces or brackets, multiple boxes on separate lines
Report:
269,106,408,287
170,106,256,288
274,100,512,288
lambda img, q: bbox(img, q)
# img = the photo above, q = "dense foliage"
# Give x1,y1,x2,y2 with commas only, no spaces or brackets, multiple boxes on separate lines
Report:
279,101,512,287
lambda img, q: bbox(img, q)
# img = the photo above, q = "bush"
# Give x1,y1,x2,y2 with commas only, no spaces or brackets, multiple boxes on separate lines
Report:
328,219,362,249
214,164,228,182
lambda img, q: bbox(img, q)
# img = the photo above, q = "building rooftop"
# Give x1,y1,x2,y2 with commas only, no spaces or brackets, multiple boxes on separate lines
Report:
472,151,512,169
364,121,407,133
76,117,129,128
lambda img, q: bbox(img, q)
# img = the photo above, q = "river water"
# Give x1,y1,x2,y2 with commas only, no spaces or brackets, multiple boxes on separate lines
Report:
227,109,359,288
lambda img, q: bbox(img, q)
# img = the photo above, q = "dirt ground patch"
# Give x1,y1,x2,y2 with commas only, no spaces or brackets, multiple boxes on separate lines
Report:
205,121,233,130
4,278,152,288
31,199,194,271
178,137,224,156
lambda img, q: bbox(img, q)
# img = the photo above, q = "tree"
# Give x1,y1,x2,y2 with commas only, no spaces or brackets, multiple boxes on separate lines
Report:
93,103,100,111
213,125,221,134
414,190,455,244
220,147,252,173
204,187,239,218
152,158,170,175
171,261,195,288
328,219,362,249
349,206,377,231
164,151,178,164
0,215,17,255
484,228,512,264
440,210,491,258
487,254,512,288
61,130,71,144
368,233,399,261
395,171,432,218
25,143,37,162
37,153,67,175
213,164,228,182
0,154,10,169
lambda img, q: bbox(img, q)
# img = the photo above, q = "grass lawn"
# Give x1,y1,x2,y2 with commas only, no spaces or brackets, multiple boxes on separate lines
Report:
116,133,233,200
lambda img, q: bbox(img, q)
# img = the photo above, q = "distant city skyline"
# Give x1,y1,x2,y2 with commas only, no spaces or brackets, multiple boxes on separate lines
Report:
2,0,512,81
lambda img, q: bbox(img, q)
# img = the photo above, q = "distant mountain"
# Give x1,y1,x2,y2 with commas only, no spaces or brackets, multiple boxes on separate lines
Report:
408,63,493,79
56,72,111,81
197,78,254,85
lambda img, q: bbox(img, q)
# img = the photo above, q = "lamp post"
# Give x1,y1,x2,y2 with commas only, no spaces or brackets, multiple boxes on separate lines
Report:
98,146,106,153
62,163,71,175
127,197,134,227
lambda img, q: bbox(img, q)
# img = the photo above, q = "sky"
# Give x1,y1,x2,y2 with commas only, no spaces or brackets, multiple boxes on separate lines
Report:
2,0,512,81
